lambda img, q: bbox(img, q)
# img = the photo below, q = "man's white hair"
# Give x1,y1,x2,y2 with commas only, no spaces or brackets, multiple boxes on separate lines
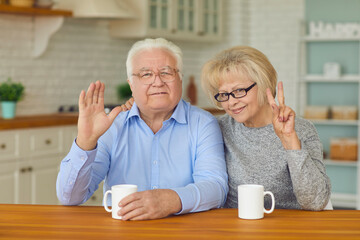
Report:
126,38,183,82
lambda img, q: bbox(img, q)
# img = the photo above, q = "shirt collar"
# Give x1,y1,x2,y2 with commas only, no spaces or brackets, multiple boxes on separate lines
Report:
125,99,187,124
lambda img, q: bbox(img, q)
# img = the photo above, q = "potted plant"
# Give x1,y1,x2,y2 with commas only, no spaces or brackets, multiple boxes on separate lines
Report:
116,82,132,103
0,78,25,119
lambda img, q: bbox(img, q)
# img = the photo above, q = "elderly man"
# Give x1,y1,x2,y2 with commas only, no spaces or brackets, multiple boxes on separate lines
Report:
56,38,228,220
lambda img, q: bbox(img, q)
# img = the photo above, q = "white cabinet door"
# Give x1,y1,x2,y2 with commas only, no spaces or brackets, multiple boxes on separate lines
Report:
30,157,60,205
20,128,63,158
0,162,17,204
0,130,19,162
0,125,77,205
109,0,223,42
17,161,32,204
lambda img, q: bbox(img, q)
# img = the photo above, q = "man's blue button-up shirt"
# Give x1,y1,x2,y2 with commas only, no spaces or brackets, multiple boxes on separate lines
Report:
56,99,228,214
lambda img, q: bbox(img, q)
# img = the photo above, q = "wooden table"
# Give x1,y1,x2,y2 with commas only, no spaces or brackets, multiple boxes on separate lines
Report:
0,204,359,239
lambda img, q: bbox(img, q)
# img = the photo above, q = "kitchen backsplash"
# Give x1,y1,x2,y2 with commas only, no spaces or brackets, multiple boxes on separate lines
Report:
0,0,303,116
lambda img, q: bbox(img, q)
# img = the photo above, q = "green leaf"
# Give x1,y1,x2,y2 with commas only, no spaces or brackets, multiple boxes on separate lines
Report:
0,78,25,102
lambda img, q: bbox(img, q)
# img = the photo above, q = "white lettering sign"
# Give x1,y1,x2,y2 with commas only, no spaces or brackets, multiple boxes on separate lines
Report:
309,21,360,38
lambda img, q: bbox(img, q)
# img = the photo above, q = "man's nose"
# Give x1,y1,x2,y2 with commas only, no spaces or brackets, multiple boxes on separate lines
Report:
151,74,165,86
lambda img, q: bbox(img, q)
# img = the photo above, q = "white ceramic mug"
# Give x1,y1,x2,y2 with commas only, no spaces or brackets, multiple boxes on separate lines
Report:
238,184,275,220
103,184,138,219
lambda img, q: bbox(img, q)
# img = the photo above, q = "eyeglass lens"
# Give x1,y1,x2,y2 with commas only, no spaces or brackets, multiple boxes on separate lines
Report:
214,82,256,102
135,67,177,85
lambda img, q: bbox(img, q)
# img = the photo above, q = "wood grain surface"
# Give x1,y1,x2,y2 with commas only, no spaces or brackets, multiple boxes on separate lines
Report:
0,114,78,130
0,204,359,239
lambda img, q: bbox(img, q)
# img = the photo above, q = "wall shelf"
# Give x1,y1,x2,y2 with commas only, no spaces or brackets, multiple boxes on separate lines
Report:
298,21,360,210
309,119,359,126
324,159,358,167
0,4,72,16
301,74,360,82
0,4,72,57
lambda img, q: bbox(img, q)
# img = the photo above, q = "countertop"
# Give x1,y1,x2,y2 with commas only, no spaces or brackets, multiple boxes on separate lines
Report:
0,113,78,130
0,108,224,131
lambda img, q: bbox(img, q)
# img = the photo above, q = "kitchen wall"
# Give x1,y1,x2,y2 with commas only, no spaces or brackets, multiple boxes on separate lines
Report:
0,0,304,116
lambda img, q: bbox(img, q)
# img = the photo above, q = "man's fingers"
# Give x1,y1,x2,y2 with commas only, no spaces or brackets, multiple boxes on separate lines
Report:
118,200,144,220
93,81,100,104
85,82,95,105
108,106,122,122
119,192,140,207
98,81,105,105
78,90,85,108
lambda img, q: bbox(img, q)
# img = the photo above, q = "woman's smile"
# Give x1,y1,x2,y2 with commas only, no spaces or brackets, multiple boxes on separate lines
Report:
230,105,246,114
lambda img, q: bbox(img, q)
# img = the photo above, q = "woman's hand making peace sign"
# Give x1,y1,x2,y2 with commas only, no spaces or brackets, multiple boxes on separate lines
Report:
266,81,301,150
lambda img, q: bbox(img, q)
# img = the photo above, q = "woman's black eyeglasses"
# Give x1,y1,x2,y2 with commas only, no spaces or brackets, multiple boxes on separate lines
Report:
214,82,257,102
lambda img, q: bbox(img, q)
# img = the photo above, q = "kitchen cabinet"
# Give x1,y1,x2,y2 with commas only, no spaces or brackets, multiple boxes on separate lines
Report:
0,125,77,205
0,162,16,204
298,22,360,209
109,0,223,42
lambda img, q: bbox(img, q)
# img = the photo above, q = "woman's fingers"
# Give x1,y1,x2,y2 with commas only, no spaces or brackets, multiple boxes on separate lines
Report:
124,97,134,110
266,88,280,118
283,106,295,122
277,81,285,107
266,88,276,106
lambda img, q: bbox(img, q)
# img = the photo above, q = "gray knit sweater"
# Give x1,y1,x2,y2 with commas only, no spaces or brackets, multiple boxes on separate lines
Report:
218,115,331,211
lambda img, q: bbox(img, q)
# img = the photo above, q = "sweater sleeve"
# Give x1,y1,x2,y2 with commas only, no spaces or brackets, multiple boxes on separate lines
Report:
286,120,331,211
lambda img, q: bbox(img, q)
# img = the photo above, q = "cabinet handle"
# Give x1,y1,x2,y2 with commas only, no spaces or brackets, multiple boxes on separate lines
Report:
20,167,33,173
0,143,5,149
45,139,52,145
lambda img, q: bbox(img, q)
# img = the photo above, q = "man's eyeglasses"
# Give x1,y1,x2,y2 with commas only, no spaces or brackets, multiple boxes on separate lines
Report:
214,82,257,102
132,67,179,85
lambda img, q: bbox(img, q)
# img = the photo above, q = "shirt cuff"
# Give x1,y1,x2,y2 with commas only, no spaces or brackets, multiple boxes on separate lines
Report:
171,185,197,215
69,139,98,171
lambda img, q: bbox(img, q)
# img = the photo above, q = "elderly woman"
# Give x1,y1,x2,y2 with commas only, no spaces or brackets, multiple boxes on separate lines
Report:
56,38,228,220
201,46,331,211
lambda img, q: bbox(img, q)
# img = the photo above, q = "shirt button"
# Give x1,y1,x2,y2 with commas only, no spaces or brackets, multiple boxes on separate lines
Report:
80,156,85,161
152,186,158,189
153,161,157,165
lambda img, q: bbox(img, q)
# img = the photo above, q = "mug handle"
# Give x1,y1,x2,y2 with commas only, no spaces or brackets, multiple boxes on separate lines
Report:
103,190,112,212
263,191,275,214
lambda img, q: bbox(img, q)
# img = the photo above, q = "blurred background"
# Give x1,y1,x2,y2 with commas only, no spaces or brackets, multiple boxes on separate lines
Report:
0,0,359,210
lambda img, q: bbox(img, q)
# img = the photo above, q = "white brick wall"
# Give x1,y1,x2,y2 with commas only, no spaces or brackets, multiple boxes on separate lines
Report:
0,0,304,116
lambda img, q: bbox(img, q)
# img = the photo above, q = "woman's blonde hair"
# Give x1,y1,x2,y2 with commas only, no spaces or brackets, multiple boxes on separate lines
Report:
201,46,277,108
